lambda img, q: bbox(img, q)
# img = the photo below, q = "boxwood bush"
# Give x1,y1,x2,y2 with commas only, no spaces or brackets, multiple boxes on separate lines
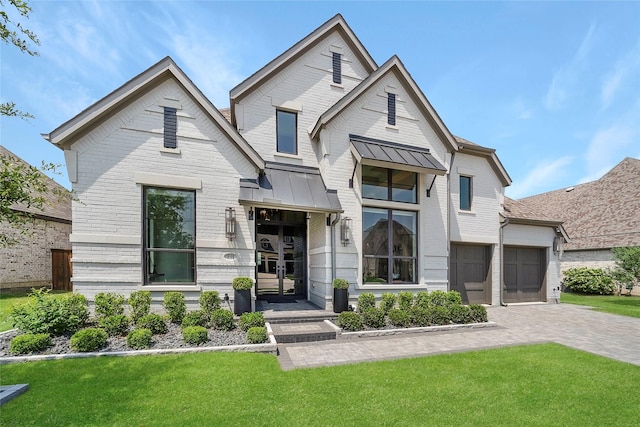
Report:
211,309,235,331
247,326,267,344
469,304,488,323
337,311,363,331
181,310,209,329
136,313,167,335
430,306,451,326
94,292,125,318
199,291,221,315
357,292,376,312
388,308,411,328
361,307,386,328
238,312,265,331
70,328,108,352
380,293,397,314
128,290,151,322
450,305,473,324
398,291,414,311
163,292,187,323
414,291,430,309
182,326,208,345
409,306,431,327
98,314,130,337
563,267,616,295
9,333,52,355
126,328,152,349
11,288,89,336
428,290,448,307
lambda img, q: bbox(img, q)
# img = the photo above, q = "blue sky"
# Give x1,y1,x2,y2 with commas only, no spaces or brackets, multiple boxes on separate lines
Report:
2,1,639,198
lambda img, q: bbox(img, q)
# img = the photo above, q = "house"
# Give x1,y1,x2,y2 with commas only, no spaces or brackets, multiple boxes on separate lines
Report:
0,145,72,291
43,14,564,308
516,157,640,272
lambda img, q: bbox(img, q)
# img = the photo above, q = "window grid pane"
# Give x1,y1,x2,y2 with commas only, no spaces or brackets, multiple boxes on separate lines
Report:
276,110,297,154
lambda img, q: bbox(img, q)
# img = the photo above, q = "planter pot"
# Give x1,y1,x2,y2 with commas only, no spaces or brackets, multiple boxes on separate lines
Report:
234,289,252,315
333,288,349,313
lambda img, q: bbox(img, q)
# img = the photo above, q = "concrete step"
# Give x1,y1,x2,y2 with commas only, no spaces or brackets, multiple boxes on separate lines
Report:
270,320,338,343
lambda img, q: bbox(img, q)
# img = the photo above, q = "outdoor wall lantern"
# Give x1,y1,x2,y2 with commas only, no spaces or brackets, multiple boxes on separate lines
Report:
553,235,564,258
225,207,236,240
341,217,352,246
248,207,254,221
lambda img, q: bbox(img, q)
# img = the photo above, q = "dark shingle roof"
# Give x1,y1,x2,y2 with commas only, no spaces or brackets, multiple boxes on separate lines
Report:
517,157,640,250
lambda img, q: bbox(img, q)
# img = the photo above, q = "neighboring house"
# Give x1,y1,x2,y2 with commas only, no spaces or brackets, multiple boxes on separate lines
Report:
0,145,72,290
43,14,563,307
517,157,640,273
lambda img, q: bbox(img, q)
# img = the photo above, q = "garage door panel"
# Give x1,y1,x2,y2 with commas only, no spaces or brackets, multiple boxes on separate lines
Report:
450,244,491,304
504,247,545,303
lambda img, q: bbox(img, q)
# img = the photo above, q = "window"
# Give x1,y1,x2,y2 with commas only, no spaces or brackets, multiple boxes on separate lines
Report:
459,176,472,210
362,207,416,284
276,110,297,154
144,187,195,284
387,93,396,126
362,165,417,203
332,52,342,84
163,107,177,148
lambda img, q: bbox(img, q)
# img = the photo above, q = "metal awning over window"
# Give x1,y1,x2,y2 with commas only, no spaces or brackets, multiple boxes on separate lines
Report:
350,134,447,175
239,162,342,213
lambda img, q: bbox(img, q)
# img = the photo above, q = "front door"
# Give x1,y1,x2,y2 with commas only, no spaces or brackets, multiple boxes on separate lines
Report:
256,217,306,300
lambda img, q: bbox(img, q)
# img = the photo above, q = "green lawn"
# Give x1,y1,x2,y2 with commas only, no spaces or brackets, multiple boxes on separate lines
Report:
0,288,70,332
561,292,640,318
1,343,638,426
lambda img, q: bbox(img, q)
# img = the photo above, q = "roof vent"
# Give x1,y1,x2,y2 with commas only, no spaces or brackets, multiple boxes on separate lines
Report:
565,186,575,192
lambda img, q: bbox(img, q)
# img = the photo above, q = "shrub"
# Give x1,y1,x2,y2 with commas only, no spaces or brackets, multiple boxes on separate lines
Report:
414,292,430,309
563,268,615,295
430,306,451,326
398,292,414,311
450,305,473,324
410,306,431,327
9,333,51,355
182,326,208,345
211,309,235,331
136,313,167,335
11,288,89,336
129,290,151,322
361,307,386,328
232,277,253,291
238,312,265,331
388,309,411,328
611,247,640,291
446,290,463,307
247,326,268,344
94,292,125,318
428,290,448,307
380,293,397,314
357,292,376,312
70,328,107,352
127,328,152,349
98,314,130,337
332,278,349,289
181,310,209,329
337,311,363,331
199,291,221,315
469,304,488,323
163,292,187,323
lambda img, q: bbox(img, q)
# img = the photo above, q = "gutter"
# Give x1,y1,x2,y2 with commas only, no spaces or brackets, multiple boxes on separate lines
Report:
499,217,509,307
330,212,342,284
446,151,456,291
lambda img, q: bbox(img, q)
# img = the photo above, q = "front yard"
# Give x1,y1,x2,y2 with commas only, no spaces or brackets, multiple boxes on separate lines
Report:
1,343,638,426
561,292,640,318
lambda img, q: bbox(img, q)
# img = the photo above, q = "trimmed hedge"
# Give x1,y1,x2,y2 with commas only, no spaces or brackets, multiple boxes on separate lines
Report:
163,292,187,323
136,313,167,335
181,310,209,329
199,291,221,315
9,333,52,355
361,307,386,328
11,289,89,336
128,290,151,322
182,326,208,345
211,309,235,331
238,312,265,331
70,328,107,352
94,292,125,318
357,292,376,312
247,326,267,344
337,311,363,331
127,328,152,349
388,309,411,328
98,314,130,337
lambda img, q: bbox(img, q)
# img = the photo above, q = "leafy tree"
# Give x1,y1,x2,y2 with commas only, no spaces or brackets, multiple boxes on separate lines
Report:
610,247,640,294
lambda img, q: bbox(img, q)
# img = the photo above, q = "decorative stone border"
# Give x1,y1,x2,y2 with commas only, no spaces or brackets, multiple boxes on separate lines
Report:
337,321,497,339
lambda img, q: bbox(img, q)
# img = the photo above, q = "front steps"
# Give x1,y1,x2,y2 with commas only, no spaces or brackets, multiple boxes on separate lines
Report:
269,320,339,343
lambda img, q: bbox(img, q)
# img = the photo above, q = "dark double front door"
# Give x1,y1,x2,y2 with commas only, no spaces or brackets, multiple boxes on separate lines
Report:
256,218,306,300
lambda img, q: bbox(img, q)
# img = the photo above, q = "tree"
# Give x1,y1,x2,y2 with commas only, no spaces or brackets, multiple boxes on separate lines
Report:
1,0,40,120
611,247,640,295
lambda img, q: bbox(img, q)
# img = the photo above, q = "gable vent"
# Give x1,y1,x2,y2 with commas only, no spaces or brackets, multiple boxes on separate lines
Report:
387,93,396,126
163,107,177,149
332,52,342,84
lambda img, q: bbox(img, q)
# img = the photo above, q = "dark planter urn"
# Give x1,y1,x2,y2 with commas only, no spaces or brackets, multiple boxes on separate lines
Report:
234,289,252,315
333,288,349,313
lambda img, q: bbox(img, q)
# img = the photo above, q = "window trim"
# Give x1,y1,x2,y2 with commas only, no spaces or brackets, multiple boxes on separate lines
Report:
276,109,298,155
459,175,472,211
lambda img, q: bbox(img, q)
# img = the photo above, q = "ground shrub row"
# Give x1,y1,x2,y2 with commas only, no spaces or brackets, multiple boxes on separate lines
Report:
337,290,487,331
8,290,267,355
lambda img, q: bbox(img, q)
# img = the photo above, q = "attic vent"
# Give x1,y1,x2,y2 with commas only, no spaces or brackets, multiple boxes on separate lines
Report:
565,186,575,192
387,93,396,126
332,52,341,84
163,107,177,149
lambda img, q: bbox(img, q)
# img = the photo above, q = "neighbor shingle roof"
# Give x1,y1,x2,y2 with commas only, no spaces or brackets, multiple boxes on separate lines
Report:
517,157,640,251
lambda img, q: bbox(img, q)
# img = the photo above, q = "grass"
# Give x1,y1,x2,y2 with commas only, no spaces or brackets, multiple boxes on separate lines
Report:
0,288,70,332
561,292,640,318
1,343,639,426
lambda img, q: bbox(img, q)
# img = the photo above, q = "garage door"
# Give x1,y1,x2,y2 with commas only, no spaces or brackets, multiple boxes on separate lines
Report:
450,244,491,304
504,247,546,303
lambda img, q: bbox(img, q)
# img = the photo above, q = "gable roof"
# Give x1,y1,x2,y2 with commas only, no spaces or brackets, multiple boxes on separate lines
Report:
455,136,512,186
229,13,377,120
310,55,459,153
43,57,265,171
503,196,568,240
0,145,71,223
517,157,640,251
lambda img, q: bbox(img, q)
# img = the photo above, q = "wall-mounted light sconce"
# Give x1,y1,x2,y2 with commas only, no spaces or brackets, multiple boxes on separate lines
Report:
248,207,254,221
225,207,236,240
553,236,564,259
341,217,352,246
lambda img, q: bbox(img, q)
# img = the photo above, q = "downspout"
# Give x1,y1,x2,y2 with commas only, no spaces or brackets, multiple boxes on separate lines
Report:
447,151,456,291
499,217,509,306
330,212,342,284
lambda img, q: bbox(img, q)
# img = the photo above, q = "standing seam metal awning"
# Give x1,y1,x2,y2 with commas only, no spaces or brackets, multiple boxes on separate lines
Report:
239,162,342,213
350,134,447,174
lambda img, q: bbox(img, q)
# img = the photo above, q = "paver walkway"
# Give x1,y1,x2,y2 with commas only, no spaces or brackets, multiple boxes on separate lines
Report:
277,303,640,370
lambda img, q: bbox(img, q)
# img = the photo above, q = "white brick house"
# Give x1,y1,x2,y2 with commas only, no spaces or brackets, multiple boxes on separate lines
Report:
44,14,565,307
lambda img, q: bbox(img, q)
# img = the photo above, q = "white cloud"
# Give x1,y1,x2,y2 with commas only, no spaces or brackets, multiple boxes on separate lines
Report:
601,41,640,110
506,156,574,199
579,122,637,183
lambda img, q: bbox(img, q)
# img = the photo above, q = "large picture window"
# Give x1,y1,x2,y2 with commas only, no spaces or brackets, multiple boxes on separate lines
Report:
362,165,417,203
276,110,297,154
362,207,416,284
144,187,195,284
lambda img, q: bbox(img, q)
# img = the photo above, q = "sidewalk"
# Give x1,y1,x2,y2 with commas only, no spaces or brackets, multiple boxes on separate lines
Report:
277,303,640,370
